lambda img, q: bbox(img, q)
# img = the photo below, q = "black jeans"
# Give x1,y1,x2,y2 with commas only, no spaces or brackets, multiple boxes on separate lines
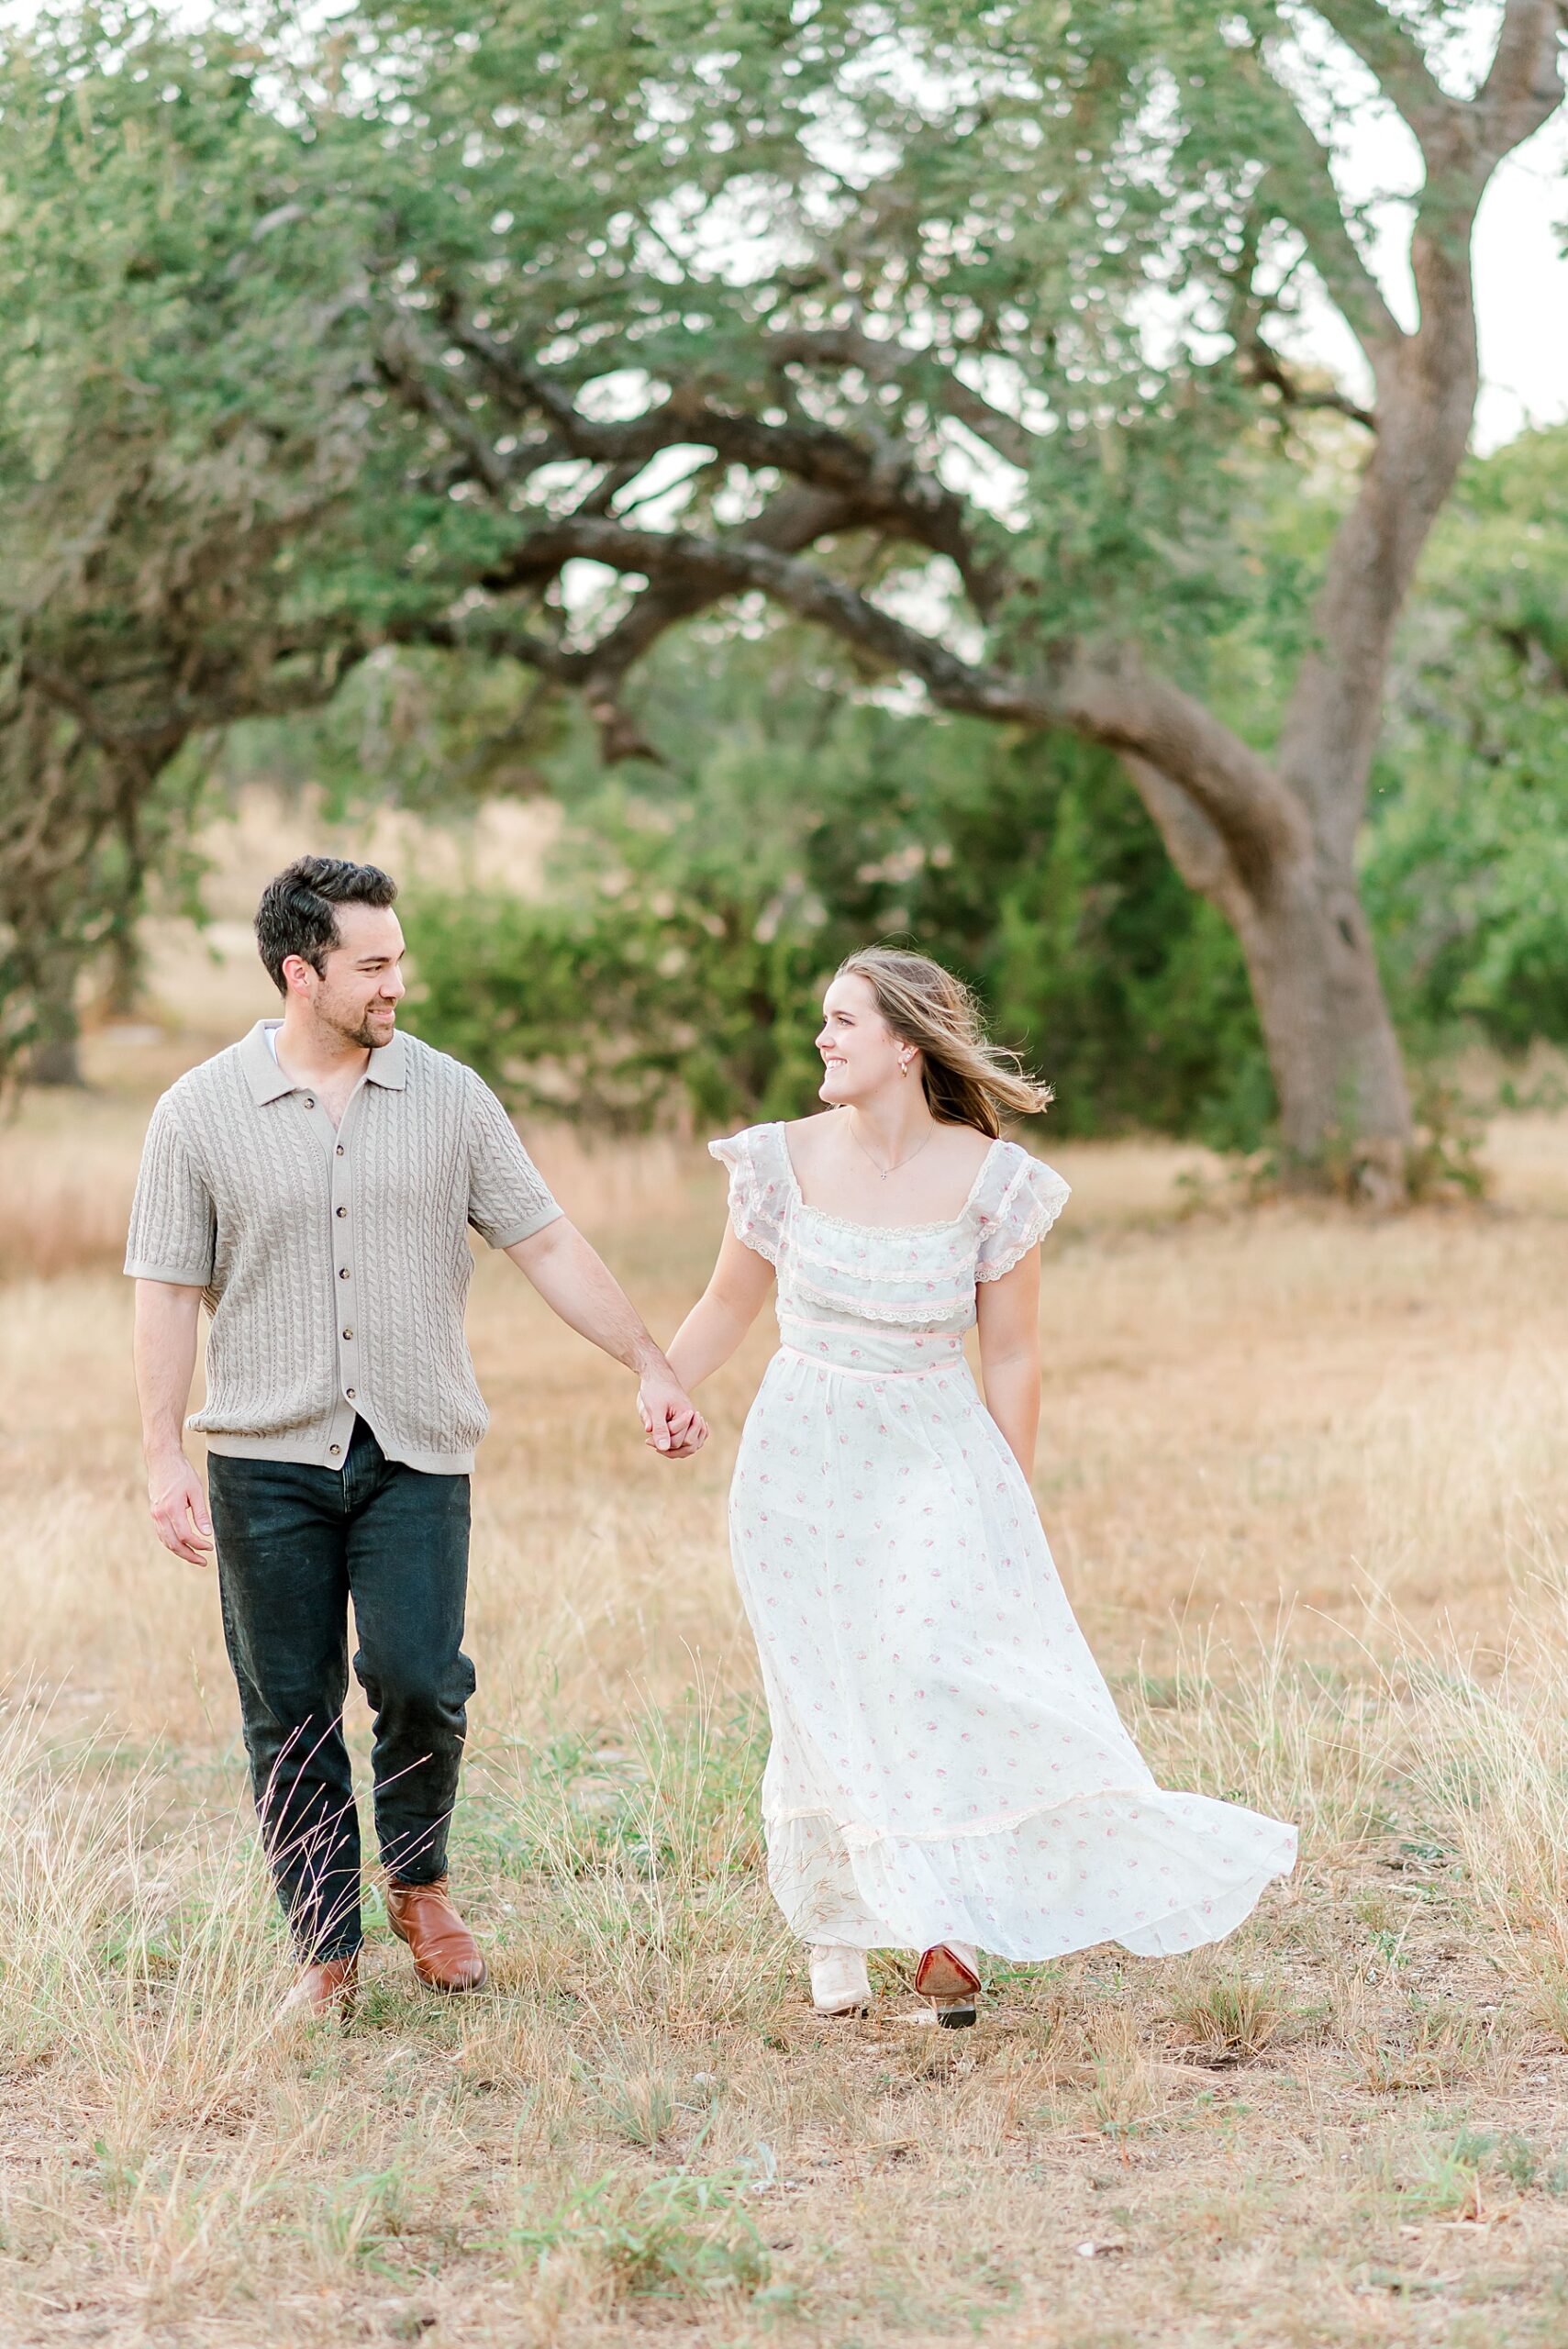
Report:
206,1418,474,1962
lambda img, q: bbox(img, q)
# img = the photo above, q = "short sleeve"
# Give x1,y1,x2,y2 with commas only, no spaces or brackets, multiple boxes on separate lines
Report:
708,1126,788,1265
974,1150,1070,1281
124,1093,217,1286
466,1074,563,1249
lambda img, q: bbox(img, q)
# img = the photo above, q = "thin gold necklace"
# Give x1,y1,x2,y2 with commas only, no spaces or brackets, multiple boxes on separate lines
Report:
848,1119,938,1183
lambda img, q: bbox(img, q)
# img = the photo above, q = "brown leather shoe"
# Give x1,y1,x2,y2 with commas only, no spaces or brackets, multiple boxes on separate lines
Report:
385,1875,487,1992
914,1942,980,2028
275,1951,359,2021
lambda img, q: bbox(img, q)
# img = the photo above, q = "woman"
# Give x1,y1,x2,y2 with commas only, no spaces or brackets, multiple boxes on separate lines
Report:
665,948,1296,2026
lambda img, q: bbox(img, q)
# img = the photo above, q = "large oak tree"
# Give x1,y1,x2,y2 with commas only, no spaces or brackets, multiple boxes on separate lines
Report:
351,0,1564,1186
4,0,1563,1183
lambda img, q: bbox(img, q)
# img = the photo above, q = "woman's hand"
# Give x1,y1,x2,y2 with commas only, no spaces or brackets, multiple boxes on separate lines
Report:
638,1368,708,1458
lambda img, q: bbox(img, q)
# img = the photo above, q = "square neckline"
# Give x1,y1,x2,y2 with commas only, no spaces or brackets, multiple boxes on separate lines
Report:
774,1120,1004,1237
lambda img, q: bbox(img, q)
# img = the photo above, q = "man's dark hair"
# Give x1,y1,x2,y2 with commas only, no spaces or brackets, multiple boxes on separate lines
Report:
254,856,399,995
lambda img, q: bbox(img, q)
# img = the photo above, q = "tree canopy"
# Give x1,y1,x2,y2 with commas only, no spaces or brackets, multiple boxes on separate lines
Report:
2,0,1563,1183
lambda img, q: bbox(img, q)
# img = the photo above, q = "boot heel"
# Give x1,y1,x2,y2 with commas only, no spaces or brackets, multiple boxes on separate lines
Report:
915,1943,980,2028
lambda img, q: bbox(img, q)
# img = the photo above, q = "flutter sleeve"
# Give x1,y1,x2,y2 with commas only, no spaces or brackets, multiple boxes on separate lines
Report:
974,1148,1071,1281
707,1125,788,1265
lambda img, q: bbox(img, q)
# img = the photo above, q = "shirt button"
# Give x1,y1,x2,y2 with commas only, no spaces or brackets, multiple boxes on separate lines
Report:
305,1097,316,1109
338,1266,350,1280
329,1442,341,1458
342,1327,353,1340
345,1387,356,1401
335,1143,344,1157
335,1204,347,1218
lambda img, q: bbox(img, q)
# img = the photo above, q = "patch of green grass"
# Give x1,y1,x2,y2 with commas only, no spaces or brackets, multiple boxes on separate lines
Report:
581,2054,684,2150
507,2165,771,2303
1163,1970,1284,2061
1366,2121,1561,2223
465,1695,770,1882
1496,2132,1568,2195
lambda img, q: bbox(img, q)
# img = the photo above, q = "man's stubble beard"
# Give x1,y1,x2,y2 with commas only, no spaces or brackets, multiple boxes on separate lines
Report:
318,998,394,1053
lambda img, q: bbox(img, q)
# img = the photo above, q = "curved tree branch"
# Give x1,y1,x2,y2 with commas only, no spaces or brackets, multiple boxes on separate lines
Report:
471,514,1307,885
764,325,1044,474
1307,0,1454,153
410,311,1007,614
1252,69,1407,364
1473,0,1568,173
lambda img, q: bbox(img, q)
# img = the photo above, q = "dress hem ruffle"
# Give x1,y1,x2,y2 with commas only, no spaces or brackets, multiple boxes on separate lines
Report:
764,1787,1298,1964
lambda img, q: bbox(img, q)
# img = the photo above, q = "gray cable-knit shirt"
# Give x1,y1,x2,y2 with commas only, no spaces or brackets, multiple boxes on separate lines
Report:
124,1020,562,1474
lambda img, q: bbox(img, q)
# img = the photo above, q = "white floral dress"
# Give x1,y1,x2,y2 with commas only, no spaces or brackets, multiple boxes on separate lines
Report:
709,1121,1297,1960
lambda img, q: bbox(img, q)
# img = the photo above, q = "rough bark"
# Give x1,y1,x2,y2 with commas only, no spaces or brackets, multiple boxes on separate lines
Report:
1119,760,1407,1180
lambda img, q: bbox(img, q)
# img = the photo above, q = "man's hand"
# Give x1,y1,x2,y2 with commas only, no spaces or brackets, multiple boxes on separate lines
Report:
148,1452,215,1564
638,1369,708,1460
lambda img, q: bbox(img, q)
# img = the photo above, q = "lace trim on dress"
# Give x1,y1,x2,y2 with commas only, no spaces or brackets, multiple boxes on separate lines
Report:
790,1238,970,1284
784,1206,982,1320
789,1218,972,1265
784,1269,978,1324
707,1132,784,1265
974,1162,1071,1282
711,1124,1069,1289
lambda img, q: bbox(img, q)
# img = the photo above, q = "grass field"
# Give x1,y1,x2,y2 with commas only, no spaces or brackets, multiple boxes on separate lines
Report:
8,907,1568,2344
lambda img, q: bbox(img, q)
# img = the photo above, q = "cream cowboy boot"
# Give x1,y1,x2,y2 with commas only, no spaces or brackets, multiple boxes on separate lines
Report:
809,1943,871,2016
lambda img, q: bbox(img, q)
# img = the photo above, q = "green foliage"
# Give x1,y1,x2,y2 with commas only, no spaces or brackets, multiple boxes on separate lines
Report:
0,3,396,1076
5,1,1563,1141
404,856,829,1133
294,431,1568,1152
401,625,1271,1139
1365,429,1568,1061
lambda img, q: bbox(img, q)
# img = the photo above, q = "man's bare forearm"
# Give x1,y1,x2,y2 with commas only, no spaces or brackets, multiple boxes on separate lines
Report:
133,1280,204,1463
132,1280,216,1563
505,1219,670,1374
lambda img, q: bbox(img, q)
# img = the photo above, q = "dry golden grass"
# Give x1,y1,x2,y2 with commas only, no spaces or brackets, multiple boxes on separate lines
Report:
8,964,1568,2343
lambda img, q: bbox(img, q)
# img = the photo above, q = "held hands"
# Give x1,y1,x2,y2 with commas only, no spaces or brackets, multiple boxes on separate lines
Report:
638,1367,708,1461
147,1452,215,1564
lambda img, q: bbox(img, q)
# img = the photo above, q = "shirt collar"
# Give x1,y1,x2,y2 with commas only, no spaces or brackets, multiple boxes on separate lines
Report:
240,1019,407,1104
366,1029,407,1089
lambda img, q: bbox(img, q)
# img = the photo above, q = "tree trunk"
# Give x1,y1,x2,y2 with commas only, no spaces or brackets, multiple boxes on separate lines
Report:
24,946,85,1087
1234,850,1411,1195
1122,751,1411,1189
99,899,146,1019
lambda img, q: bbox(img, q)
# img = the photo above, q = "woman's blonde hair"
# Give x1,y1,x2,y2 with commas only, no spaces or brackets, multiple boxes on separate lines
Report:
835,946,1053,1140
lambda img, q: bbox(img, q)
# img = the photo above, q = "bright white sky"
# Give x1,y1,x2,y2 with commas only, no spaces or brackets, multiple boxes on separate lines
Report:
1460,123,1568,447
3,0,1564,450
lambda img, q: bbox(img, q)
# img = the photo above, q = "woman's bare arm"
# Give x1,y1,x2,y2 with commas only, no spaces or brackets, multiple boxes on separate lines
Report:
665,1221,777,1392
975,1247,1042,1475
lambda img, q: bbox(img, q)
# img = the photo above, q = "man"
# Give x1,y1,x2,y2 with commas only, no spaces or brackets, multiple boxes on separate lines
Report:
126,854,706,2017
